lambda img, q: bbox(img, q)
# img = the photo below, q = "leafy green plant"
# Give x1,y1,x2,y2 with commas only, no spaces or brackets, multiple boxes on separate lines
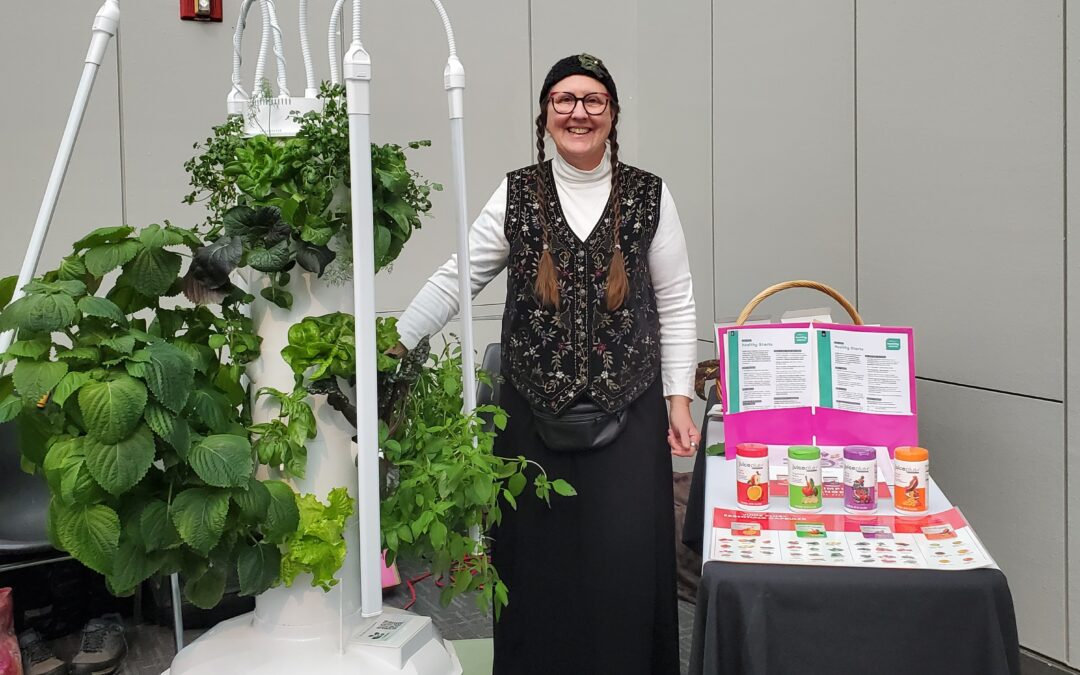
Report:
248,386,316,479
183,84,441,308
0,224,353,607
275,312,571,618
379,336,575,618
280,312,356,382
280,487,356,591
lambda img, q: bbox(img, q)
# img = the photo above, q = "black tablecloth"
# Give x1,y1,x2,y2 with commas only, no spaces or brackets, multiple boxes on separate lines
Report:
681,386,717,557
690,562,1021,675
683,388,1021,675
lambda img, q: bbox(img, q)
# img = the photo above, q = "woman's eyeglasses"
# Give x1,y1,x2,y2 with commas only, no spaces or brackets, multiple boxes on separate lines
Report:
548,92,611,115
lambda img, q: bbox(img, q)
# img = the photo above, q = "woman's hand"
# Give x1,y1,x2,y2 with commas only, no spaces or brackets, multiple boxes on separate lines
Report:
386,341,408,358
666,395,700,457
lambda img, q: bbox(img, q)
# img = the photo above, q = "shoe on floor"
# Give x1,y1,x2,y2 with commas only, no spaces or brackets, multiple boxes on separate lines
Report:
18,629,67,675
70,614,126,675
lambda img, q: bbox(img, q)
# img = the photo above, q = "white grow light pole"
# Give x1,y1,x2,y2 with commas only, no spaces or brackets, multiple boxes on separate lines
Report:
429,0,477,416
0,0,119,358
343,0,383,621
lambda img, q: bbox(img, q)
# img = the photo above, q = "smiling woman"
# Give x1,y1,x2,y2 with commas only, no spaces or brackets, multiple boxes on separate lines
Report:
393,53,699,675
544,75,614,170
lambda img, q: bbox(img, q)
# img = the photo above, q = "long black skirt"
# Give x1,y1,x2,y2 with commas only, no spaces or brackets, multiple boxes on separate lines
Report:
491,376,680,675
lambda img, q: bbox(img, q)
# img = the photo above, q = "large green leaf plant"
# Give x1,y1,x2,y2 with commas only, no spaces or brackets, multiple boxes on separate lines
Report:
0,78,564,621
0,223,349,608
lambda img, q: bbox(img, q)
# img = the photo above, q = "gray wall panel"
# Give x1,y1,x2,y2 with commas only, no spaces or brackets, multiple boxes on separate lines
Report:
119,3,245,228
919,380,1066,660
1,0,123,278
372,0,532,313
857,0,1063,399
712,1,856,323
637,0,714,341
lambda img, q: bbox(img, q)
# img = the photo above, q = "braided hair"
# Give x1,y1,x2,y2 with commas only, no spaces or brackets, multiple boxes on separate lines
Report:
532,102,628,312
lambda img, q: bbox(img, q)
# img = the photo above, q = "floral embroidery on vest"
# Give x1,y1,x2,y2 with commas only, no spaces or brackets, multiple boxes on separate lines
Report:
501,160,662,415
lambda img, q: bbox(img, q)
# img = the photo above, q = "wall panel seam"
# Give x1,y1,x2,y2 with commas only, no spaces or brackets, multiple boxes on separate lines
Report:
1063,0,1071,660
853,0,859,311
710,0,716,330
917,376,1063,405
527,0,535,163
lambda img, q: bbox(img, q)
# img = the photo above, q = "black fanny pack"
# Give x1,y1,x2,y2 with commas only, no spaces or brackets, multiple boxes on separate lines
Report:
532,398,628,452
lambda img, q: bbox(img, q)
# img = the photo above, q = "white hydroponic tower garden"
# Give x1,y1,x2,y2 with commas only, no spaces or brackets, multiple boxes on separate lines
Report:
7,1,479,673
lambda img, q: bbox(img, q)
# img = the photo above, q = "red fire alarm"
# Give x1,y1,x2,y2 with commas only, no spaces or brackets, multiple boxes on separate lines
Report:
181,0,223,22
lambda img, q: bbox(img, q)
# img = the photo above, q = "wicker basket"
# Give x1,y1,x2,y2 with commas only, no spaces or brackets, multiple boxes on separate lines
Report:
694,280,862,402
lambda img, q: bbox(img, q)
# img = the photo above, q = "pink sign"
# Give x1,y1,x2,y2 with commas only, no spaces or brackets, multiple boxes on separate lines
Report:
716,322,918,458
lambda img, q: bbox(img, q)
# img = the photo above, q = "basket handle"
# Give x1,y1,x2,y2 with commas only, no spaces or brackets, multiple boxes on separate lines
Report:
736,280,862,326
696,280,862,402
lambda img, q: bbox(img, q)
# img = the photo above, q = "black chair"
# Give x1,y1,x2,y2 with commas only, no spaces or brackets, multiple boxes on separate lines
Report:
0,422,67,573
475,342,502,408
475,343,503,435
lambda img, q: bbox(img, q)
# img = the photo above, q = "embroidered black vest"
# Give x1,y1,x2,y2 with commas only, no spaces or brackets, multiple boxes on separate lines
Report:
501,160,663,415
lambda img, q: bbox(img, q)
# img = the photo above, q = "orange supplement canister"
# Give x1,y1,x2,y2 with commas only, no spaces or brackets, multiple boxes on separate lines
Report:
894,446,929,513
736,443,770,511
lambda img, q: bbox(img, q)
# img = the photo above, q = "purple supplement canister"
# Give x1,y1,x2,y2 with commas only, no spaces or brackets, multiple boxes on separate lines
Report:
843,445,878,514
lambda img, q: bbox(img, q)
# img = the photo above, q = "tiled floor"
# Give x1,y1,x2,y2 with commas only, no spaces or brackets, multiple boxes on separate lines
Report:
39,556,697,675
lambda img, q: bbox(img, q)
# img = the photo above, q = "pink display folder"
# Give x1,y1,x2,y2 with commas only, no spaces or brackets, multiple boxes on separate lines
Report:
716,322,918,459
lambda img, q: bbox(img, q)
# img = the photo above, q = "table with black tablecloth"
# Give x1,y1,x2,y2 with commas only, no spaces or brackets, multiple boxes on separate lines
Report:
682,390,1021,675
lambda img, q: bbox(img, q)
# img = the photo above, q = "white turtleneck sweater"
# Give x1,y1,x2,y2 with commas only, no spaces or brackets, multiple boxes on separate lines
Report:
396,150,698,400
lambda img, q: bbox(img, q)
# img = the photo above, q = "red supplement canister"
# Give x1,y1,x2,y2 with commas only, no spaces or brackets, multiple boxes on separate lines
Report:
736,443,769,511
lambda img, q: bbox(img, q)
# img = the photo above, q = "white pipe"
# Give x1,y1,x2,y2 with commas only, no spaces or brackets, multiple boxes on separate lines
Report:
253,0,271,93
428,0,457,57
0,0,119,358
328,0,347,85
170,573,184,651
343,36,381,619
427,0,474,413
230,0,262,100
430,0,479,550
261,0,290,97
352,0,362,43
231,0,289,100
299,0,318,98
448,118,475,414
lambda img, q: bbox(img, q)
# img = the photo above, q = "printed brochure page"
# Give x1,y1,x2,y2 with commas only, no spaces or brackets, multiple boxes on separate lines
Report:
818,328,912,415
725,328,815,413
721,324,914,416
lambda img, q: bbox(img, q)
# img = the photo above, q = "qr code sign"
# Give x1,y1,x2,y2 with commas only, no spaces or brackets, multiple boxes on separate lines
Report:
367,619,407,641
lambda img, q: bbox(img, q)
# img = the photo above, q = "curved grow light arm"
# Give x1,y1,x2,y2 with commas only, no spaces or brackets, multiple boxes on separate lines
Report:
229,0,289,112
299,0,318,98
429,0,476,416
328,0,348,85
0,0,119,358
340,0,477,621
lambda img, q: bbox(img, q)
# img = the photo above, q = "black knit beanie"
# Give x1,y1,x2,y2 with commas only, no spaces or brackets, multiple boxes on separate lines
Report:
539,53,618,105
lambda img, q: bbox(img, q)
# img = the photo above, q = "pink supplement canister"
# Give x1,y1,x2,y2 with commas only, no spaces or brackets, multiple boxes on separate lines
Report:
735,443,769,511
843,445,878,514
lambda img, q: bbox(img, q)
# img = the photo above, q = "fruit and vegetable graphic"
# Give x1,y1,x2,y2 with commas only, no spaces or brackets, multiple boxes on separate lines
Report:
746,472,764,502
800,477,821,505
851,475,872,505
901,475,922,508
